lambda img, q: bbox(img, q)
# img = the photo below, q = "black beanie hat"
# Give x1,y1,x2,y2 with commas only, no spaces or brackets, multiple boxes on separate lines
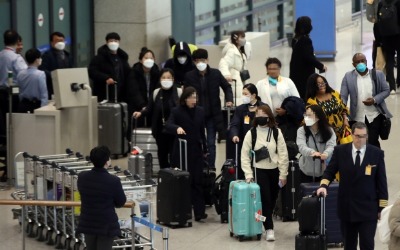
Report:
90,146,111,168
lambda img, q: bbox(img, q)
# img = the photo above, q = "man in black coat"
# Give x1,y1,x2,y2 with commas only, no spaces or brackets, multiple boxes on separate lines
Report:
88,32,130,103
77,146,126,250
184,48,233,170
317,122,388,250
39,31,73,100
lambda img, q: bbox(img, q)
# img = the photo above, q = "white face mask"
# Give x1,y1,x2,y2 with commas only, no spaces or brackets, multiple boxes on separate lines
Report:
143,59,154,69
239,38,246,47
107,42,119,51
304,116,317,126
177,56,187,65
54,41,65,50
242,95,251,104
196,62,207,71
161,80,173,89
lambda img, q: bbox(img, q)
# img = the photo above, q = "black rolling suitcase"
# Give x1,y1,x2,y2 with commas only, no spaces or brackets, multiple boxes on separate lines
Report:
156,138,192,227
98,85,129,157
275,160,301,221
213,144,238,223
295,195,327,250
299,182,343,246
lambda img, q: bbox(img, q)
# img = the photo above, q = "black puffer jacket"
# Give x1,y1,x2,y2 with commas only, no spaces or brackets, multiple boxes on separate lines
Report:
77,167,126,237
88,45,130,102
184,66,233,131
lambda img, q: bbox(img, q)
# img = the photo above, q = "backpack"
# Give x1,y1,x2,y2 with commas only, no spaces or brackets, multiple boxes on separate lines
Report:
366,0,379,23
377,204,393,244
378,0,400,36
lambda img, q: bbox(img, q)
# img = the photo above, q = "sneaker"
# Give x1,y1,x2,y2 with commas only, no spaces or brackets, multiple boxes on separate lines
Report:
390,90,396,95
266,229,275,241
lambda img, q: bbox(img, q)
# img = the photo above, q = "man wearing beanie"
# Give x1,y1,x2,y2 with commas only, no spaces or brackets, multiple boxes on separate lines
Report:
77,146,126,250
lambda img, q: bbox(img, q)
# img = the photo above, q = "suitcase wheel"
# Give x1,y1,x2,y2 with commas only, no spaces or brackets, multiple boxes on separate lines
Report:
256,234,261,241
238,235,244,242
229,232,234,237
187,222,192,227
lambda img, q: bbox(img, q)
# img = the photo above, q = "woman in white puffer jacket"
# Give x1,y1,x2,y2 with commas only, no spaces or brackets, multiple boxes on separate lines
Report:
219,30,248,107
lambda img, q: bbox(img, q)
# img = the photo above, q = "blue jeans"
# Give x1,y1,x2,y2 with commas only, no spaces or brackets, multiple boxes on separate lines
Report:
205,118,216,169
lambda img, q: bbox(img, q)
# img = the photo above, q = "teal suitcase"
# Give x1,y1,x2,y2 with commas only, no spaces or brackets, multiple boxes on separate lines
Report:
228,180,263,241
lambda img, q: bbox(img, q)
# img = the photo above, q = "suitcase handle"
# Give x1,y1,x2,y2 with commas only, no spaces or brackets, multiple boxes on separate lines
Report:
235,143,239,179
178,138,188,171
105,82,118,103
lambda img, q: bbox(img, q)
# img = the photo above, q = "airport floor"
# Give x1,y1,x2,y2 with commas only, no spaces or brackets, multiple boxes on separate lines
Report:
1,19,399,250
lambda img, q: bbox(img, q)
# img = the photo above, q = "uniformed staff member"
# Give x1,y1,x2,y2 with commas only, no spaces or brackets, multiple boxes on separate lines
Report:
317,122,388,250
17,48,48,113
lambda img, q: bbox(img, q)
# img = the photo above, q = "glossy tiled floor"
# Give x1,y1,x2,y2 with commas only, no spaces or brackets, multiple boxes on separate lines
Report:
1,19,399,249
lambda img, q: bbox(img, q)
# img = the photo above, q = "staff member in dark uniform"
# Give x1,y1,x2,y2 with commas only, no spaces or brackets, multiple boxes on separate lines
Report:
17,48,48,113
133,68,181,169
317,122,388,250
77,146,126,250
165,87,208,222
229,83,266,179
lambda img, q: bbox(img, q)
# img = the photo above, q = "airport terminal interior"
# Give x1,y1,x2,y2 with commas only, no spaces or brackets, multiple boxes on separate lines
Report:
1,10,399,249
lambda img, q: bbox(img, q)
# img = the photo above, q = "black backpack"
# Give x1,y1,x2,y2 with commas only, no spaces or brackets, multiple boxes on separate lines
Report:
378,0,400,36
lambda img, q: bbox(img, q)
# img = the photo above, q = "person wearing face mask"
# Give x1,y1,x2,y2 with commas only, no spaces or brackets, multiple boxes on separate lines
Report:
89,32,130,103
296,105,336,183
184,48,233,170
317,122,388,250
219,30,248,106
289,16,327,99
16,48,48,113
340,52,392,148
229,83,266,179
306,73,349,144
77,146,127,250
163,41,195,86
241,105,289,241
133,68,181,169
39,32,73,100
165,87,208,221
126,47,160,130
256,57,300,117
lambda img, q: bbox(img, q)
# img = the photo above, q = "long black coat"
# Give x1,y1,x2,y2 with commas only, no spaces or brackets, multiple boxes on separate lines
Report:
321,143,388,222
165,105,207,170
77,167,126,237
184,66,233,131
88,45,130,102
289,35,324,99
126,62,160,116
39,48,73,99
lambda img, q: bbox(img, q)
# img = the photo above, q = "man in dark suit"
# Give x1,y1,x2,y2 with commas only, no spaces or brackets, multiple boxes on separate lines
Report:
317,122,388,250
39,32,73,99
77,146,126,250
184,48,233,170
340,52,392,148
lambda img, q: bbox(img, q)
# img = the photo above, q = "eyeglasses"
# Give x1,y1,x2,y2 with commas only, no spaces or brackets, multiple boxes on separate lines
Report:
353,134,368,139
317,82,326,87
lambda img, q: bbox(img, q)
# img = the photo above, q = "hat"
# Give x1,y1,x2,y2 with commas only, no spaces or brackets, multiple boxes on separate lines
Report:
90,146,111,168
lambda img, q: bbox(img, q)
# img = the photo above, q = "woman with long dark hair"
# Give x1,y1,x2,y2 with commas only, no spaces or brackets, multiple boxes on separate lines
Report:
289,16,327,99
241,105,289,241
296,105,336,183
305,73,349,143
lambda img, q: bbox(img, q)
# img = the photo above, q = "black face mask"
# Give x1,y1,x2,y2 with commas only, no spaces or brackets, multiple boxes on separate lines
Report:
256,117,269,126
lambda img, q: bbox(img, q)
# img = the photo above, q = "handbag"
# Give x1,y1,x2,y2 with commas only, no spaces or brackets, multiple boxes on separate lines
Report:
372,69,391,140
239,52,250,82
339,126,353,144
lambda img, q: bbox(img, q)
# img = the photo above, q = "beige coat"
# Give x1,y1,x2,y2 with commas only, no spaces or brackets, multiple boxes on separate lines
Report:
389,199,400,250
